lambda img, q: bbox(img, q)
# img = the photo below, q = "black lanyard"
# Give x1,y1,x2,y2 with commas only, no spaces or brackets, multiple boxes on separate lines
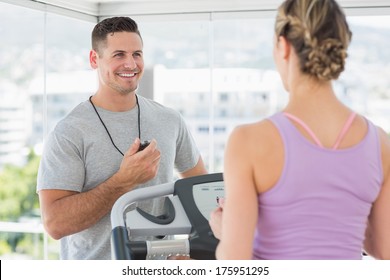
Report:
89,94,141,156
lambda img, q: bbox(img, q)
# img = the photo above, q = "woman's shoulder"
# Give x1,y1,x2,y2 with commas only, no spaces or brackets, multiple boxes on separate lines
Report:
227,117,283,166
231,117,281,145
226,116,284,193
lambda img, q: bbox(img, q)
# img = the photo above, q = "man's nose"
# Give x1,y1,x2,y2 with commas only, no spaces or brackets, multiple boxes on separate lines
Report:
123,56,136,69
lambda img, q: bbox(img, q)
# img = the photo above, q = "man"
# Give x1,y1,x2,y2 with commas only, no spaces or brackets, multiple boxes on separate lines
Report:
37,17,207,260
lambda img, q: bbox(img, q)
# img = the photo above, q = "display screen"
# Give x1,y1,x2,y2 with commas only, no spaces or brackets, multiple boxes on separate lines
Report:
192,181,224,221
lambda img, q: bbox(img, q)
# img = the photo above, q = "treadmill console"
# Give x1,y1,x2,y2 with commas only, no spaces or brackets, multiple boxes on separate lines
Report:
193,181,224,221
112,173,224,260
174,173,224,259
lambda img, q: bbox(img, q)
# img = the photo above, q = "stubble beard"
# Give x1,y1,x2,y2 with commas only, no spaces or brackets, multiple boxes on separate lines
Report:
109,81,138,96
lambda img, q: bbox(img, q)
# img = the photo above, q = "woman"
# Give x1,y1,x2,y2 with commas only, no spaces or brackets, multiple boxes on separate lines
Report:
210,0,390,260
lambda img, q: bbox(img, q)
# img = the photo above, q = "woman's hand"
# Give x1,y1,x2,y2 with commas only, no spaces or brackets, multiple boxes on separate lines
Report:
209,198,225,240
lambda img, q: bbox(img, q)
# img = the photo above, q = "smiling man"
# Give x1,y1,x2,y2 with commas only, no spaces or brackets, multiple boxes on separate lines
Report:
36,17,207,260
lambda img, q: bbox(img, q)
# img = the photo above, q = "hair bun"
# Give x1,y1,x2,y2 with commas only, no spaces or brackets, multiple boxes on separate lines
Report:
304,39,347,80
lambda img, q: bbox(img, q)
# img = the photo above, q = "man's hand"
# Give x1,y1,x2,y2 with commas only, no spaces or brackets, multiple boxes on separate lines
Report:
114,138,161,192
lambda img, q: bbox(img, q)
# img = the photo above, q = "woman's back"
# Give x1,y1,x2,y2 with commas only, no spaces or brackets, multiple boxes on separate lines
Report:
251,112,382,259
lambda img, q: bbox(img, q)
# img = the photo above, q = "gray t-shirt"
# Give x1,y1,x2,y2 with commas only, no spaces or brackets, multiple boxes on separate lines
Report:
37,95,200,259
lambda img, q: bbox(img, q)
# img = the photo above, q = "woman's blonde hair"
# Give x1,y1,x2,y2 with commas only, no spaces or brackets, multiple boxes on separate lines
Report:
275,0,352,80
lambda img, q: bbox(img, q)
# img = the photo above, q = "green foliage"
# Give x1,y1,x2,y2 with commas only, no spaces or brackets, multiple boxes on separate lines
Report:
0,238,12,255
0,149,43,257
0,149,41,221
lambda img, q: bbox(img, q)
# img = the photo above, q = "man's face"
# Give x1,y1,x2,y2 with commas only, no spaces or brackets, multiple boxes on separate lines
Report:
90,31,144,96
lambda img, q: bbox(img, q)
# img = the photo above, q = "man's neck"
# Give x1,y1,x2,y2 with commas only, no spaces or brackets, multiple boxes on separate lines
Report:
91,91,137,112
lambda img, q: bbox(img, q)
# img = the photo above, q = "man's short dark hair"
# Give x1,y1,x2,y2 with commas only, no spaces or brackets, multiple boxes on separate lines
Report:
92,17,142,54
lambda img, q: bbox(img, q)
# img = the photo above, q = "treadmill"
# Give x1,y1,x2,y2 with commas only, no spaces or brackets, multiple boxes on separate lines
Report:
110,173,224,260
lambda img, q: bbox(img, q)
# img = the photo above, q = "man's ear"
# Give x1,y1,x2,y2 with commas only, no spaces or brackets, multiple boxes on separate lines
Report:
277,36,291,60
89,49,98,69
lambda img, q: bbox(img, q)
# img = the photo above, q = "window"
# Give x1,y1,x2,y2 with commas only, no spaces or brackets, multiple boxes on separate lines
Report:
0,2,94,259
337,16,390,132
139,15,390,172
1,1,390,260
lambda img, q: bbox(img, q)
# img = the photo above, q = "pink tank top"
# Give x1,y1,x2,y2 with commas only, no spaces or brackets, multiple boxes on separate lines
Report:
252,112,383,259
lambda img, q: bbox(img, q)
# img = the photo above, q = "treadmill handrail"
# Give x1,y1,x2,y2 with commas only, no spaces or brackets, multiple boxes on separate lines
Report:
111,182,174,228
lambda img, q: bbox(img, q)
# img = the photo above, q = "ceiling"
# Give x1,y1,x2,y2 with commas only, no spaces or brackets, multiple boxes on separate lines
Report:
34,0,287,17
2,0,390,19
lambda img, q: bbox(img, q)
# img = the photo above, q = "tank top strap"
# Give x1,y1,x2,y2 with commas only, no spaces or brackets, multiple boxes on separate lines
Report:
332,112,357,150
283,111,357,150
283,112,324,148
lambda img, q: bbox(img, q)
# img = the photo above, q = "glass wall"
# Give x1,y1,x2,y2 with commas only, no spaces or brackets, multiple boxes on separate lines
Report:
0,2,95,259
139,20,212,169
140,15,390,172
340,15,390,131
1,1,390,259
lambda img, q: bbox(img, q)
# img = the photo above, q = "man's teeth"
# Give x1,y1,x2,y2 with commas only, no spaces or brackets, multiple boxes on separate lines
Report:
118,73,135,77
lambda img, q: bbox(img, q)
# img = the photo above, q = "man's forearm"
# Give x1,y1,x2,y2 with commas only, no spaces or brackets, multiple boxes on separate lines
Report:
42,174,135,239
